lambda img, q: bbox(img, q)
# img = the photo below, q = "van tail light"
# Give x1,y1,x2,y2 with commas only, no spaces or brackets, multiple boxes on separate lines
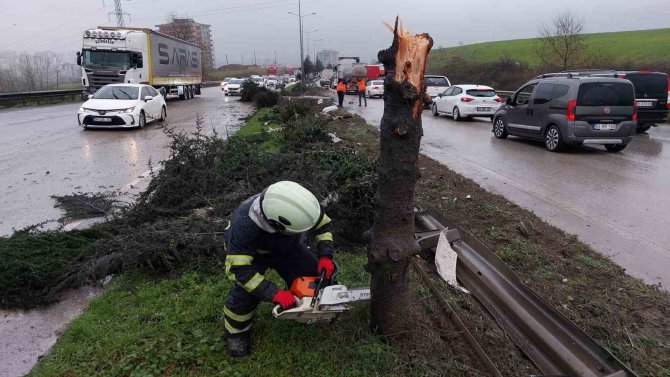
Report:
566,100,577,121
461,97,474,102
633,101,638,121
494,97,503,103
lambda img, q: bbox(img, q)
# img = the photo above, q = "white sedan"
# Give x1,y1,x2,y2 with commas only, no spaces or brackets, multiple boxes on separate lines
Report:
78,84,166,129
366,80,385,98
431,84,503,121
224,78,245,96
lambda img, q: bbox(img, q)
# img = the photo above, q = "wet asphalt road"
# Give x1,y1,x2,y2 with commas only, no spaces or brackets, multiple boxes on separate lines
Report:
348,96,670,289
0,87,253,236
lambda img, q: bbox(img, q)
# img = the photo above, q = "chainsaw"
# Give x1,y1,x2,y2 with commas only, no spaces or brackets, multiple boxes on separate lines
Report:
272,270,371,324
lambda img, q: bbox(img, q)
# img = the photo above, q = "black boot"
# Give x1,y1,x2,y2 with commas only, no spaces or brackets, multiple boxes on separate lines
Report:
226,331,251,357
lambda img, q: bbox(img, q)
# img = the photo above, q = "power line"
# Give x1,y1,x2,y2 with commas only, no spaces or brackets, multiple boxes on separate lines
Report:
106,0,131,27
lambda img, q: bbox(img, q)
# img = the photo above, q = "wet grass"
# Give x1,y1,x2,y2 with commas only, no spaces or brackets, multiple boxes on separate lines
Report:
28,251,403,377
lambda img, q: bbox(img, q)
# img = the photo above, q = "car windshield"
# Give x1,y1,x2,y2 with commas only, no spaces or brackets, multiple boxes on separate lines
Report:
82,50,131,70
425,76,449,86
93,86,139,100
229,79,244,85
625,73,668,95
466,89,496,97
577,82,634,106
252,77,263,83
224,77,234,82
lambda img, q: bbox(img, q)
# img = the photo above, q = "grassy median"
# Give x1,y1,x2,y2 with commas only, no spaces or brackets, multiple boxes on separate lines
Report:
20,94,670,376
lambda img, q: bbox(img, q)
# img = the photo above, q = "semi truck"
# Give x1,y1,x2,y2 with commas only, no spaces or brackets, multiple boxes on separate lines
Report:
76,27,202,100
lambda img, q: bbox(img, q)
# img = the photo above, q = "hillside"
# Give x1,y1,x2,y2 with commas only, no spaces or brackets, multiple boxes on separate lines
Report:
428,28,670,71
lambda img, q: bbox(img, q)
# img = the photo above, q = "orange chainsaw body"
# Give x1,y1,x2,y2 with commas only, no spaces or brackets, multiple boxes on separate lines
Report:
290,276,319,298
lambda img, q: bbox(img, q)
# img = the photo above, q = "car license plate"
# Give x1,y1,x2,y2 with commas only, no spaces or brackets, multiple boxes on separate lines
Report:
477,107,491,112
636,101,653,107
592,123,616,130
93,117,112,122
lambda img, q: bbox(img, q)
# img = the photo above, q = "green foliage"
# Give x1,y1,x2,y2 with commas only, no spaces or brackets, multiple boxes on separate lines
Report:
0,229,103,308
429,28,670,69
239,80,259,102
29,253,401,377
253,90,279,108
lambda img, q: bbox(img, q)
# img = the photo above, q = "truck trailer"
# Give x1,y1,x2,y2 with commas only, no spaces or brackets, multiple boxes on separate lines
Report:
76,27,202,100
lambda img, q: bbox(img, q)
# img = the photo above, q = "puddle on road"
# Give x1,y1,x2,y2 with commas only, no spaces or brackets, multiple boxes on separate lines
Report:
0,286,101,377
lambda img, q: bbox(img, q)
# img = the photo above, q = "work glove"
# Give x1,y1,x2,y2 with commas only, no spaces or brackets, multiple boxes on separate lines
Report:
272,290,296,310
317,257,335,279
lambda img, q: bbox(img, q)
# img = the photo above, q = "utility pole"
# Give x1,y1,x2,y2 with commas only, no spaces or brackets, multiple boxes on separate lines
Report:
289,1,316,79
274,50,277,66
254,50,257,66
225,54,229,66
104,0,130,27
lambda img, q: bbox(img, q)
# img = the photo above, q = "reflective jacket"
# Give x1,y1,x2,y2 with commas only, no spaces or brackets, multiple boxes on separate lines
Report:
224,194,335,301
357,80,366,92
336,82,346,92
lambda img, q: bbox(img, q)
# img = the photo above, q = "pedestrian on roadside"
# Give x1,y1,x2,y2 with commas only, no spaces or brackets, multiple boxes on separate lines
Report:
335,79,346,107
357,78,367,107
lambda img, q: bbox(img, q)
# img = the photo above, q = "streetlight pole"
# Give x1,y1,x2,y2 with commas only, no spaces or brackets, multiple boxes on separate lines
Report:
289,1,316,79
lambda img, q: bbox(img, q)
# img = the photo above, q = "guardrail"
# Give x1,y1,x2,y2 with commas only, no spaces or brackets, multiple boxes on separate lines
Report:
496,90,514,99
0,89,85,107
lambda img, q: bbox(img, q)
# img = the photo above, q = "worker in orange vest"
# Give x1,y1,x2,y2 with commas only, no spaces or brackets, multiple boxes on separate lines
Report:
357,79,367,107
335,79,346,107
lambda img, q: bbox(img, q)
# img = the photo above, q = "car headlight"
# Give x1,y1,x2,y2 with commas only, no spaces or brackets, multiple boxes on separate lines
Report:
79,107,85,112
122,107,135,113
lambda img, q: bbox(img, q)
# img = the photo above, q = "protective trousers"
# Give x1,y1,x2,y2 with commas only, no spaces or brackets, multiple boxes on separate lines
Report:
224,241,318,335
337,91,345,107
358,91,367,106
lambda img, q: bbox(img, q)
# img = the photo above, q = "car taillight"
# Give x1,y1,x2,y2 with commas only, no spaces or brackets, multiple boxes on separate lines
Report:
633,100,638,121
461,97,474,102
566,100,577,121
494,97,503,103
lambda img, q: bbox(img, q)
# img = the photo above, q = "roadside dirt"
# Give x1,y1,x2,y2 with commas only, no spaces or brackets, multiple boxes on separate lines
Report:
326,109,670,376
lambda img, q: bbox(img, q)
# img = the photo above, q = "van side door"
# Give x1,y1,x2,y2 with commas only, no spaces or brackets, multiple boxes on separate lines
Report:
506,83,537,136
530,83,554,137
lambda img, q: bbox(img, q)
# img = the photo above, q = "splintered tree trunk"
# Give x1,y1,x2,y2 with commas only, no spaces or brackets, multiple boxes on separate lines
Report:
368,18,432,335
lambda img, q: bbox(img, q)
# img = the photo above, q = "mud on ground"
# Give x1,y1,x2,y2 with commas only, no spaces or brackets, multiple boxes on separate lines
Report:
326,110,670,376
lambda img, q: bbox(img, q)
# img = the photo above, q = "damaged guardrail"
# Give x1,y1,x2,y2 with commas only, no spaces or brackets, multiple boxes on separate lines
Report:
413,206,637,377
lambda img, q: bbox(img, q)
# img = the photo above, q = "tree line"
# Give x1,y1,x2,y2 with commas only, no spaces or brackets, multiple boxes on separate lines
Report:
0,50,77,93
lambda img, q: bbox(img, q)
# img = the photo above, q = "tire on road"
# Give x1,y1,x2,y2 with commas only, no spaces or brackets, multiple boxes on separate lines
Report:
605,144,627,152
636,124,652,133
138,111,146,129
432,103,439,117
159,106,167,122
452,106,462,121
493,117,508,139
545,125,564,152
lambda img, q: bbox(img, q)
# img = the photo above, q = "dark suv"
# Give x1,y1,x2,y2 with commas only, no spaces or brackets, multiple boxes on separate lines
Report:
493,75,637,152
562,70,669,132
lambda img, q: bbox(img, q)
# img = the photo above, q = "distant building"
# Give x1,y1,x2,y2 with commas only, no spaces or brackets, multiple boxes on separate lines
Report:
317,50,338,68
156,18,215,73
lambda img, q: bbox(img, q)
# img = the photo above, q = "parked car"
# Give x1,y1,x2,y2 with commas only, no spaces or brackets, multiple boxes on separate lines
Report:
366,80,385,98
78,84,166,129
221,77,235,91
558,70,669,132
492,76,637,152
250,76,265,88
224,78,245,96
431,84,503,120
424,75,451,102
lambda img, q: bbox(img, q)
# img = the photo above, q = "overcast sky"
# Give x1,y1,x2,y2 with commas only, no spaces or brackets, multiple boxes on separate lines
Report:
0,0,668,67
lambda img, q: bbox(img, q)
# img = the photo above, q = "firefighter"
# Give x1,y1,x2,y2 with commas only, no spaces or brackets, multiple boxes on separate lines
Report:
335,79,346,107
223,181,336,357
357,78,367,107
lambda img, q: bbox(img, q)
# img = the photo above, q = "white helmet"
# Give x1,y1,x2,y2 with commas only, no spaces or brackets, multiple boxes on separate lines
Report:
260,181,322,234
